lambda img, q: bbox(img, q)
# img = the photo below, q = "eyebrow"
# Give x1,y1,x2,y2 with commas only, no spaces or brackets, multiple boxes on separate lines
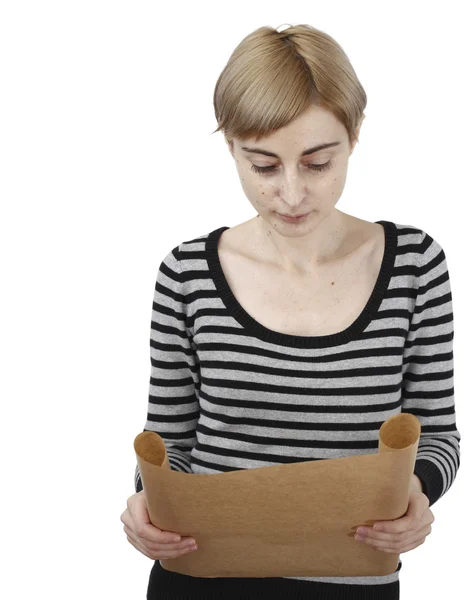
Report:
240,141,341,158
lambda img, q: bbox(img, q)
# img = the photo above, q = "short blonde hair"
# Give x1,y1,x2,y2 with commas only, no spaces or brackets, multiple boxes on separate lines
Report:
212,24,367,146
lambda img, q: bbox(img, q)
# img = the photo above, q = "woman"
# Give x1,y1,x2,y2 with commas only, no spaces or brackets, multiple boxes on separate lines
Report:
121,23,461,599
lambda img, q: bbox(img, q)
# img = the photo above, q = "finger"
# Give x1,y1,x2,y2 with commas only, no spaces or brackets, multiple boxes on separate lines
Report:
377,537,426,554
359,527,415,542
371,517,413,535
125,529,154,559
125,527,198,560
124,523,156,551
127,496,181,544
362,525,432,550
122,506,195,547
123,524,196,553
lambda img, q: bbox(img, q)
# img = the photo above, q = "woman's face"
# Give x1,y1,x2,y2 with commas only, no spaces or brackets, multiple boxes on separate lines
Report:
227,104,362,229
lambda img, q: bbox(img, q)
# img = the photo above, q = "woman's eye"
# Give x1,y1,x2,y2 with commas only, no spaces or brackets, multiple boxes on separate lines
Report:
250,161,332,176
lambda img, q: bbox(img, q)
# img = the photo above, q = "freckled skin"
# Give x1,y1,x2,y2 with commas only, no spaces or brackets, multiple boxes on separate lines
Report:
224,104,365,269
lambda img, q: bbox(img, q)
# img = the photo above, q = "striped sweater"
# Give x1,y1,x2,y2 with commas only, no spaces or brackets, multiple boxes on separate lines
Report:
134,219,461,594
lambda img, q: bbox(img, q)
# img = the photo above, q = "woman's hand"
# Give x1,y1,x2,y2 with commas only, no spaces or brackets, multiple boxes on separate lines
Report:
354,475,435,554
120,491,198,560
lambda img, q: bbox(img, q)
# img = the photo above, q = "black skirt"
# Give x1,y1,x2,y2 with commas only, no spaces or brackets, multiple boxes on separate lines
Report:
146,560,400,600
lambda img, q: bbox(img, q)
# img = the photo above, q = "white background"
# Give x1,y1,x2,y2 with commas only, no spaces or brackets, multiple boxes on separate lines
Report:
1,1,471,598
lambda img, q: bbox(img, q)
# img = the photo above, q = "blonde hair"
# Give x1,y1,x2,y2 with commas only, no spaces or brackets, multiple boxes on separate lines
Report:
212,24,367,147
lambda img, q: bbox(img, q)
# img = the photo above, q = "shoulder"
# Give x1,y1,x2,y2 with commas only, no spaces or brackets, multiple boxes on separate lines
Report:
157,227,222,285
391,222,450,297
160,229,215,267
391,221,447,262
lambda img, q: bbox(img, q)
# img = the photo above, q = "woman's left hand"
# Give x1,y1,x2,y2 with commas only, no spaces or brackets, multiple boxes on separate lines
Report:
354,478,435,554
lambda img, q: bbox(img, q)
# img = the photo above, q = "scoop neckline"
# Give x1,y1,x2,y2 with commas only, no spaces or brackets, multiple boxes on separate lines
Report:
205,220,398,348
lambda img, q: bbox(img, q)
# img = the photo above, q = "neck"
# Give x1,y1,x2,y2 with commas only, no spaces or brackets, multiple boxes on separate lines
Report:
254,209,350,275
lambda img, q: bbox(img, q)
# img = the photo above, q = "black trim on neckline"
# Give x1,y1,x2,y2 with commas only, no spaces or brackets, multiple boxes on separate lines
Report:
205,220,398,348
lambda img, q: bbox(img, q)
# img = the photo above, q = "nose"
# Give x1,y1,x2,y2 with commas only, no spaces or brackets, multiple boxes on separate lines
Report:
278,170,307,208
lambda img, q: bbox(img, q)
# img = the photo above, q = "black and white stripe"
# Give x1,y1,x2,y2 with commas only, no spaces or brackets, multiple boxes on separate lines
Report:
134,220,460,587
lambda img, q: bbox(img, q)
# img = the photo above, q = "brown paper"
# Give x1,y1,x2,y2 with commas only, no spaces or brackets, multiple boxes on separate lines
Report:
134,412,420,578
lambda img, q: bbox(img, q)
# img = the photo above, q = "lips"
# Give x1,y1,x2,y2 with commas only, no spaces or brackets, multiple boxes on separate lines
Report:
277,212,310,223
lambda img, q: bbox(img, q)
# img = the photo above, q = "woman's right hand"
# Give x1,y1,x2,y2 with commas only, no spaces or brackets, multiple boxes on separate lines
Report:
120,490,198,560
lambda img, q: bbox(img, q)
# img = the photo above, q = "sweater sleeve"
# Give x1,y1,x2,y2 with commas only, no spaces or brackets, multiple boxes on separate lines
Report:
135,246,200,494
401,230,461,507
